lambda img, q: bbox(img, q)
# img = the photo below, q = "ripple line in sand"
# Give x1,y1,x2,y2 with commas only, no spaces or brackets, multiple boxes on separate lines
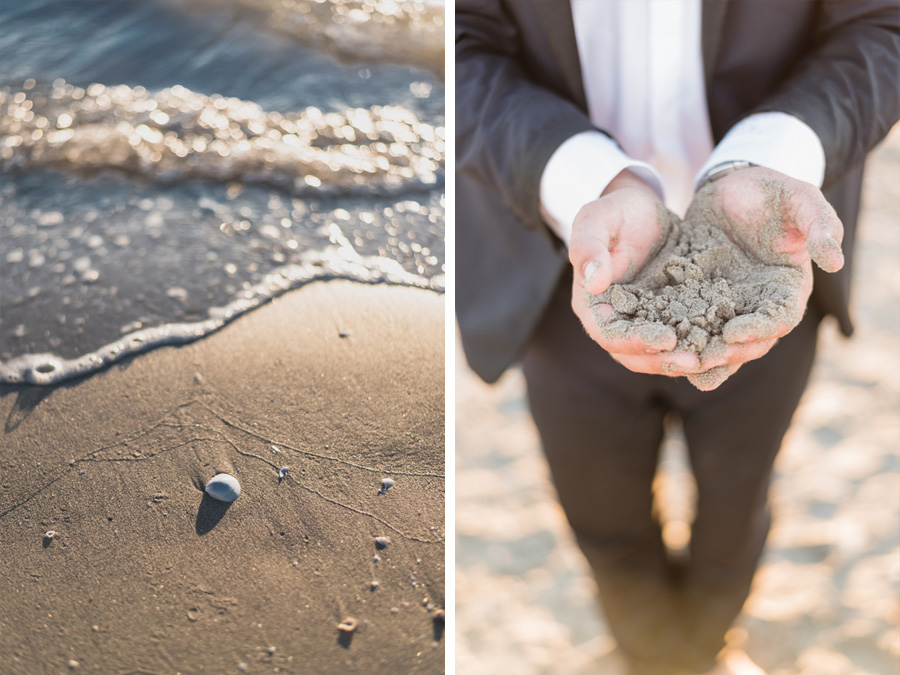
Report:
213,410,445,479
1,394,443,544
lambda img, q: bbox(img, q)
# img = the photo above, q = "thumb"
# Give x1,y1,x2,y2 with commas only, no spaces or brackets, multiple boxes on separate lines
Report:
569,215,615,294
581,246,613,295
792,187,845,273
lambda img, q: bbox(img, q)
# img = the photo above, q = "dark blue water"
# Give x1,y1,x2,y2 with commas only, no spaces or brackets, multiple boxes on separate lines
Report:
0,0,444,384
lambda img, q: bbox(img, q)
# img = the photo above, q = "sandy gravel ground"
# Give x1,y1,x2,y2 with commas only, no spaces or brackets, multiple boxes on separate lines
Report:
455,126,900,675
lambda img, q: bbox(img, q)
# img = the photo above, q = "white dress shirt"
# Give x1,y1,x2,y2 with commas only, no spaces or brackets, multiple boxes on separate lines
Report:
540,0,826,246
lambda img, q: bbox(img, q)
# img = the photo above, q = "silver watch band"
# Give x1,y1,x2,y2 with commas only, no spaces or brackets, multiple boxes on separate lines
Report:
697,160,757,188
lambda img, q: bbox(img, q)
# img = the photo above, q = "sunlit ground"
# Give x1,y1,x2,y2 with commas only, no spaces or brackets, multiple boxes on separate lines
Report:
455,125,900,675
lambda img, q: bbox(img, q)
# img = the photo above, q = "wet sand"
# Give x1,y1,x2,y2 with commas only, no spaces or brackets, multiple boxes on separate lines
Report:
456,126,900,674
0,281,445,674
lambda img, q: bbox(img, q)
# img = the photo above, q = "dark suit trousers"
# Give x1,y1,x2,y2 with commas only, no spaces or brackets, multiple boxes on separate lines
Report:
521,272,820,672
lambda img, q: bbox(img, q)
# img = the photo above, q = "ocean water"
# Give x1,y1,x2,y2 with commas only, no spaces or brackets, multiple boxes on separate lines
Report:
0,0,444,384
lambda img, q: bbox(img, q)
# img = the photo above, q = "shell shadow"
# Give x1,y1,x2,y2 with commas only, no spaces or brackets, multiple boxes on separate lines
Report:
195,493,232,535
337,630,354,649
432,615,444,641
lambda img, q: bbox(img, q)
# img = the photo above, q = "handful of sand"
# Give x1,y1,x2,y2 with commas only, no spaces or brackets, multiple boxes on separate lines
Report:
588,218,805,390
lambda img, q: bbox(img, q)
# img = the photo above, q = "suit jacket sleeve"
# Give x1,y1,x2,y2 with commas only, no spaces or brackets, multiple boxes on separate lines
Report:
456,0,596,233
748,0,900,189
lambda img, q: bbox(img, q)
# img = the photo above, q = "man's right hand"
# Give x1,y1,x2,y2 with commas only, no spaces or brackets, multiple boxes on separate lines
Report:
569,169,702,376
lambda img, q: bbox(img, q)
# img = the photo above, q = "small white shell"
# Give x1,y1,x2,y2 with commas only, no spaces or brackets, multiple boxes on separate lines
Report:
374,536,390,549
338,617,359,632
379,478,394,493
205,473,241,502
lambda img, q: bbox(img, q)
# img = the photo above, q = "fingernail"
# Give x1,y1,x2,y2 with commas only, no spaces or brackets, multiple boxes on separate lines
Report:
583,260,599,287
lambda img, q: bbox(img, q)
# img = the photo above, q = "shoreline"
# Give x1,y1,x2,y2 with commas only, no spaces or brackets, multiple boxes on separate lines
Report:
0,280,445,674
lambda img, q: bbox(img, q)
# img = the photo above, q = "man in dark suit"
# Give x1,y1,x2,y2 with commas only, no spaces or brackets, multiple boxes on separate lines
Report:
456,2,900,673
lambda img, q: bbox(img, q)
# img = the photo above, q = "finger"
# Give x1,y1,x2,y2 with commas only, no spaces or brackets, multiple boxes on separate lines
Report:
612,350,702,376
590,302,615,322
791,187,844,272
687,364,741,391
805,214,844,272
698,338,778,370
573,283,682,361
573,290,676,355
598,320,678,354
572,283,619,349
722,313,790,344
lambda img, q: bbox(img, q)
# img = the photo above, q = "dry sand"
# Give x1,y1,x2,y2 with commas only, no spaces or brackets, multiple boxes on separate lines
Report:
0,281,445,674
592,220,799,353
456,125,900,674
591,187,808,392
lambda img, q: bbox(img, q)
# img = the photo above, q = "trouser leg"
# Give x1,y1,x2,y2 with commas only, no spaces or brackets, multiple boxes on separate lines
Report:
521,275,821,672
670,308,821,671
522,282,685,667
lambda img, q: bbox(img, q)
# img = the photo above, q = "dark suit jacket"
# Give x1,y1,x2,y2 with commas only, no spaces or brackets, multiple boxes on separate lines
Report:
456,0,900,383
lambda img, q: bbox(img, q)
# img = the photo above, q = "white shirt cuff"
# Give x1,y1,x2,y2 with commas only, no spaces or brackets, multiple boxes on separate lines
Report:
695,112,826,190
539,131,664,247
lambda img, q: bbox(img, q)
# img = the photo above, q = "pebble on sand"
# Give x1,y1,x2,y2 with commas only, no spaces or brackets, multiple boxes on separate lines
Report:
379,477,394,494
205,473,241,502
44,530,56,539
375,536,390,549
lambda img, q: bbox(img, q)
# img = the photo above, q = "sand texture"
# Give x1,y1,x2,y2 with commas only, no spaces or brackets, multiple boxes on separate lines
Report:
590,217,803,390
456,125,900,674
0,281,444,674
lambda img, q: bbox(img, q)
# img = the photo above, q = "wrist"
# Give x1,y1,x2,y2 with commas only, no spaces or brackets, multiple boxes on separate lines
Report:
696,160,757,190
602,168,657,198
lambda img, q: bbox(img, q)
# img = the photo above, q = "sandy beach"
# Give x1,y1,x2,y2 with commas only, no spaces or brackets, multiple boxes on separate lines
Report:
456,126,900,675
0,281,445,674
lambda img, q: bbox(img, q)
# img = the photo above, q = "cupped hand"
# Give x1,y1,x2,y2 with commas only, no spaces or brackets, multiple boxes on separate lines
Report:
680,166,845,387
569,170,702,375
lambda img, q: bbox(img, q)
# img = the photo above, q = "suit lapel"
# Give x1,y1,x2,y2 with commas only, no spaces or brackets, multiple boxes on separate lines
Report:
701,0,730,87
531,0,587,111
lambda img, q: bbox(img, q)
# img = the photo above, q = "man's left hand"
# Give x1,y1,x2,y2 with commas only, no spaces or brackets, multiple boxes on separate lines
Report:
682,165,844,383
